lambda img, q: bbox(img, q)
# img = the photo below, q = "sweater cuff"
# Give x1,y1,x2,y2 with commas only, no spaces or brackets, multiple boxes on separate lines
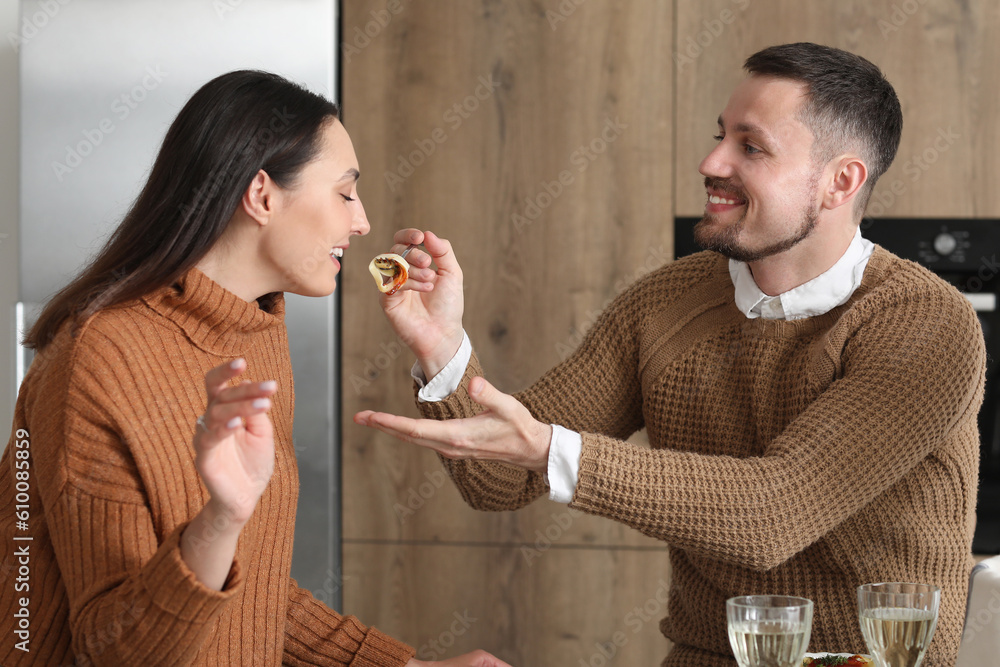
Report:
571,433,622,511
140,521,244,624
352,626,416,667
415,352,485,421
413,331,472,402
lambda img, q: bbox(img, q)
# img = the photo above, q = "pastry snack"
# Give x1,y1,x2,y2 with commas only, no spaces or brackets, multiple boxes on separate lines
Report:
803,656,872,666
368,245,415,296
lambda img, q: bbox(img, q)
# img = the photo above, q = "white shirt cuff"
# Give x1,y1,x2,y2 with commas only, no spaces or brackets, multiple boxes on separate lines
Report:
412,331,473,402
547,425,582,503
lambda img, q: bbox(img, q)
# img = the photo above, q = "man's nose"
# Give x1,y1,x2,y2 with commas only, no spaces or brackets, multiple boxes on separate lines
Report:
699,141,735,180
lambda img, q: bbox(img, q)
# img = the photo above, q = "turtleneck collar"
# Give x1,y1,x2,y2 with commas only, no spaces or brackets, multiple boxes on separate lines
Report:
140,267,285,355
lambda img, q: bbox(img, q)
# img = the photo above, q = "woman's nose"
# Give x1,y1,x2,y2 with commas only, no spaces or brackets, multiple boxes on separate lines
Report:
353,202,370,236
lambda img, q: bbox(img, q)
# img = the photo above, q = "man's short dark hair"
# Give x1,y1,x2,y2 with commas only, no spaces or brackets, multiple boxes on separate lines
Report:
744,42,903,217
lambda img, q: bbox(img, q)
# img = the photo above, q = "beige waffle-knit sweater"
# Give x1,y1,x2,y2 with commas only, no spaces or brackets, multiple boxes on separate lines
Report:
417,247,985,667
0,268,415,666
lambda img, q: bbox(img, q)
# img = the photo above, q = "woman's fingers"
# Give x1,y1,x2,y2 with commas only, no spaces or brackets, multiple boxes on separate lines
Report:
199,359,278,440
203,395,273,434
214,379,278,405
204,358,247,402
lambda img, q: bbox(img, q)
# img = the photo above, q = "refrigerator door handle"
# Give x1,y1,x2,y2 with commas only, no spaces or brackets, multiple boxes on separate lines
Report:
14,302,41,392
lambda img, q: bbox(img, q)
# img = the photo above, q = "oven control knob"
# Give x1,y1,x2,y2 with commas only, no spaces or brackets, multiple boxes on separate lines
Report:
933,232,958,257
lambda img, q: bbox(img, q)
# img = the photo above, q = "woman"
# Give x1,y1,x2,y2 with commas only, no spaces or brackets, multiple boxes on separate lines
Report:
0,70,510,667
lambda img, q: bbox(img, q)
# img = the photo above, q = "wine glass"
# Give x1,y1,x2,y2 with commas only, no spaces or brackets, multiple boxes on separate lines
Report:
727,595,814,667
857,582,940,667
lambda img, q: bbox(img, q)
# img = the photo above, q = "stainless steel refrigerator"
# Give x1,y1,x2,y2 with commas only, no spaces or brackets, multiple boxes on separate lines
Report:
15,0,342,608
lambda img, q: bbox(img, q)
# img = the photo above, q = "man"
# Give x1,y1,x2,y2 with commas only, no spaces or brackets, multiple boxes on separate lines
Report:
356,43,985,665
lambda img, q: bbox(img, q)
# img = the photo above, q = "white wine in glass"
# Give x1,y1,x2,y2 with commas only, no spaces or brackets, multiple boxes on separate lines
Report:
857,583,939,667
727,596,813,667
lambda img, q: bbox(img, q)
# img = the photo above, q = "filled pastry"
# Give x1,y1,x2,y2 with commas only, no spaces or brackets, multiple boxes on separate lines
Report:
368,246,415,296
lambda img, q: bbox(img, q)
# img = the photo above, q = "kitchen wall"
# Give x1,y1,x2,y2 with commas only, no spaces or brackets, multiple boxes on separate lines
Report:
1,0,18,437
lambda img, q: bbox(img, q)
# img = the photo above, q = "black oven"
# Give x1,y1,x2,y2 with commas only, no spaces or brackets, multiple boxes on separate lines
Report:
674,217,1000,554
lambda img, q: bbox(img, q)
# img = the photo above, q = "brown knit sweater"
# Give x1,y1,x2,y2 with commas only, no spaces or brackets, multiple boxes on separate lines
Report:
0,268,415,666
418,247,985,667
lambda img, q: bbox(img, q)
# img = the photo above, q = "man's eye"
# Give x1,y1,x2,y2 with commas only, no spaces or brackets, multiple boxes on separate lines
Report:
713,134,724,141
744,144,760,155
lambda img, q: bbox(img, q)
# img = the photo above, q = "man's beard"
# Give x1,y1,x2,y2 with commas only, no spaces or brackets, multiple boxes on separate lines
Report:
693,176,819,263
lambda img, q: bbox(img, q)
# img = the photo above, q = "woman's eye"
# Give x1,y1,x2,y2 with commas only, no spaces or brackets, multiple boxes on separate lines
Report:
341,194,356,202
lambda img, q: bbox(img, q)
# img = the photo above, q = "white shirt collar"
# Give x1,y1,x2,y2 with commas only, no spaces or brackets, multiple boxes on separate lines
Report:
728,228,875,321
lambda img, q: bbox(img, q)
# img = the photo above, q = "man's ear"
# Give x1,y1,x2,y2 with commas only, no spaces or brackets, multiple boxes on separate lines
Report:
822,156,868,212
241,169,277,226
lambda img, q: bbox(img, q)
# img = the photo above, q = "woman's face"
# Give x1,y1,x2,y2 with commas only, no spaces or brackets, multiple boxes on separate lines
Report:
262,119,370,296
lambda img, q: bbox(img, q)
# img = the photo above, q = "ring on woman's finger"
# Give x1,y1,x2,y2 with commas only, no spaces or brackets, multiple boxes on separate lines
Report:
196,415,209,433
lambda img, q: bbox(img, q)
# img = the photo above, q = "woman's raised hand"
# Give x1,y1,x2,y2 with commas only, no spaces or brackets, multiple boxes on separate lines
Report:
380,229,466,380
192,358,278,524
181,359,279,590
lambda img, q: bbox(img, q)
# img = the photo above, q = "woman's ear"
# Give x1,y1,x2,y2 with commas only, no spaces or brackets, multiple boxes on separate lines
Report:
822,156,868,212
241,170,277,226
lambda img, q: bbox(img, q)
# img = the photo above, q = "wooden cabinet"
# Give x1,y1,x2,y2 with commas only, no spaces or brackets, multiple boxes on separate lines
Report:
342,1,670,662
343,542,671,665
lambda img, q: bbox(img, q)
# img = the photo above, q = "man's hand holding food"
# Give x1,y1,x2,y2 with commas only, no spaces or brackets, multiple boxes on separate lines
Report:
355,228,552,473
375,228,466,379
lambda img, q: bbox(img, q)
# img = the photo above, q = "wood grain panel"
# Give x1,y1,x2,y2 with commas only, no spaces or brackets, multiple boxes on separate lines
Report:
342,541,672,665
341,0,672,546
337,429,662,546
674,0,1000,218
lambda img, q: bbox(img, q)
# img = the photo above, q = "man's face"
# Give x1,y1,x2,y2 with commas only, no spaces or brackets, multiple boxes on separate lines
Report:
694,76,824,263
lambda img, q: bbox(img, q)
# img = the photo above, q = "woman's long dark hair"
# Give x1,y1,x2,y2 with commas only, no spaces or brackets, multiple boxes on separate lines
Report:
25,70,340,350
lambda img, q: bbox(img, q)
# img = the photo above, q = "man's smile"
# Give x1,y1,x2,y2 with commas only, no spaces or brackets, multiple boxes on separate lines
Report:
705,185,748,214
708,194,742,205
